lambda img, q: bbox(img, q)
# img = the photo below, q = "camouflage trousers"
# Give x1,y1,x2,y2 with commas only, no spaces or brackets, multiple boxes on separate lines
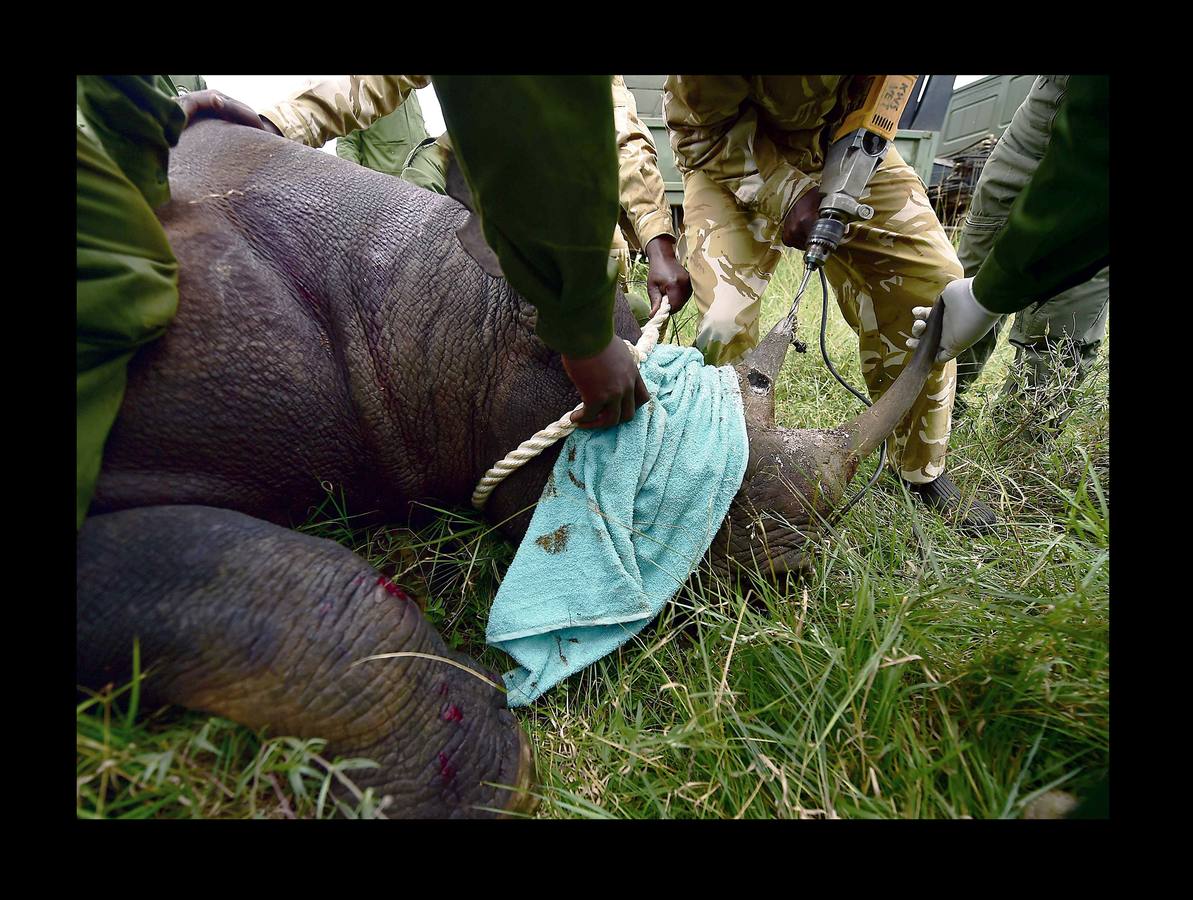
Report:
955,75,1110,418
610,223,631,290
682,147,962,484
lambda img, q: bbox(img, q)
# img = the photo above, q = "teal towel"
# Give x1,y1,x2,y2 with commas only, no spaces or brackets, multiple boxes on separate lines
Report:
486,344,749,707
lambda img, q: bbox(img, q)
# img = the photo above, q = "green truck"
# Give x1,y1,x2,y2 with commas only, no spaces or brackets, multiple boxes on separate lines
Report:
929,75,1037,225
623,75,1035,228
936,74,1036,158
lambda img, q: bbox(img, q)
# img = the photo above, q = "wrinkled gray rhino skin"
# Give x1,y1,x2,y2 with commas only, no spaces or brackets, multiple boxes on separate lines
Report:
77,122,943,818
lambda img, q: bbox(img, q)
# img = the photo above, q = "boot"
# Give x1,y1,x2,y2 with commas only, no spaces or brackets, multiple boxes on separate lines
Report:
908,473,998,532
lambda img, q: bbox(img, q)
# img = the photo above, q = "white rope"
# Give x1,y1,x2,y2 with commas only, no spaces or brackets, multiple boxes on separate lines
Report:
471,299,671,509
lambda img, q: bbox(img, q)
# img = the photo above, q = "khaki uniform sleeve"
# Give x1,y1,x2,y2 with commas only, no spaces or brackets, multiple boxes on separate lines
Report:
664,75,823,225
260,75,430,147
663,75,752,174
611,75,675,248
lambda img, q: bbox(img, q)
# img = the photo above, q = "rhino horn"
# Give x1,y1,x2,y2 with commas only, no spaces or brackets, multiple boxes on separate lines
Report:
446,157,505,279
839,298,945,461
737,301,800,424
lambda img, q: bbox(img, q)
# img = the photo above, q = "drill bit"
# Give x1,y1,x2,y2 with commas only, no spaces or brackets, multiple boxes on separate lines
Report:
779,265,814,344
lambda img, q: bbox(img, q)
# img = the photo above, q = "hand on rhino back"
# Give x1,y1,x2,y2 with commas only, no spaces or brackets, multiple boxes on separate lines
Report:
177,89,270,132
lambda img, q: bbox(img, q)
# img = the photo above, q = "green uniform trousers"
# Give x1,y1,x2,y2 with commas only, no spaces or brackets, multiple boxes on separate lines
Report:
338,92,429,177
400,134,451,195
76,126,179,528
956,75,1109,405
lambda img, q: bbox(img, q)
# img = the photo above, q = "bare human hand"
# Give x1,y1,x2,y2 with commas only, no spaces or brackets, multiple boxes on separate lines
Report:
177,90,268,131
780,188,826,250
562,336,651,430
645,235,692,317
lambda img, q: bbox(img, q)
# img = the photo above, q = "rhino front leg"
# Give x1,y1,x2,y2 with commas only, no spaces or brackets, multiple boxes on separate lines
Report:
76,505,535,818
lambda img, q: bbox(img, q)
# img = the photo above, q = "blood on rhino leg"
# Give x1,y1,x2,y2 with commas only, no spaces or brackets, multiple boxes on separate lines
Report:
76,504,535,818
376,575,412,600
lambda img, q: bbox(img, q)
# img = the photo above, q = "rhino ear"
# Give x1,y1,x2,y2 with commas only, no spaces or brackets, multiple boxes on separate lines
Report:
444,155,476,212
446,158,505,279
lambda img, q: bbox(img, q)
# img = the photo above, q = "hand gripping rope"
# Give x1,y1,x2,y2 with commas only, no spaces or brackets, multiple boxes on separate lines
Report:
470,300,672,510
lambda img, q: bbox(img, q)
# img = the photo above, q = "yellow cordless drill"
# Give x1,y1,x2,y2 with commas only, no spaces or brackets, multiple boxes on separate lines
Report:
803,75,918,270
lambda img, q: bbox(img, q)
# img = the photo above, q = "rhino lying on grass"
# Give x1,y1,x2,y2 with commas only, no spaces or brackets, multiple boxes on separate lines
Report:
76,121,944,818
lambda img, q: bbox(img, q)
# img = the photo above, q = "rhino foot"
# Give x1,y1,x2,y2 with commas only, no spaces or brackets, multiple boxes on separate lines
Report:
77,505,535,818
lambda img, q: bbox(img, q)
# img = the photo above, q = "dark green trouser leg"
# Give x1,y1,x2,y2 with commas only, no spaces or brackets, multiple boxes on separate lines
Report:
431,75,620,359
956,277,1109,403
76,128,179,528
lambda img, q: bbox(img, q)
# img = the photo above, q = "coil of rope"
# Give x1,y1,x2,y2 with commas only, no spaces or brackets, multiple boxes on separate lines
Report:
471,299,671,509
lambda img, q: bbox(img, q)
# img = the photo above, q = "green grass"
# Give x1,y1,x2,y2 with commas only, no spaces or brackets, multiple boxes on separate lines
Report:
77,250,1108,818
76,642,391,819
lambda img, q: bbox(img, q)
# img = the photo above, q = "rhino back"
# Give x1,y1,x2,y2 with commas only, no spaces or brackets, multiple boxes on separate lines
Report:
92,122,531,524
94,121,637,537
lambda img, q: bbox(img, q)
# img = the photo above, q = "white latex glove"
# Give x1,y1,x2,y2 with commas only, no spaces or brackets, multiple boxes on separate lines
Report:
906,277,1003,363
